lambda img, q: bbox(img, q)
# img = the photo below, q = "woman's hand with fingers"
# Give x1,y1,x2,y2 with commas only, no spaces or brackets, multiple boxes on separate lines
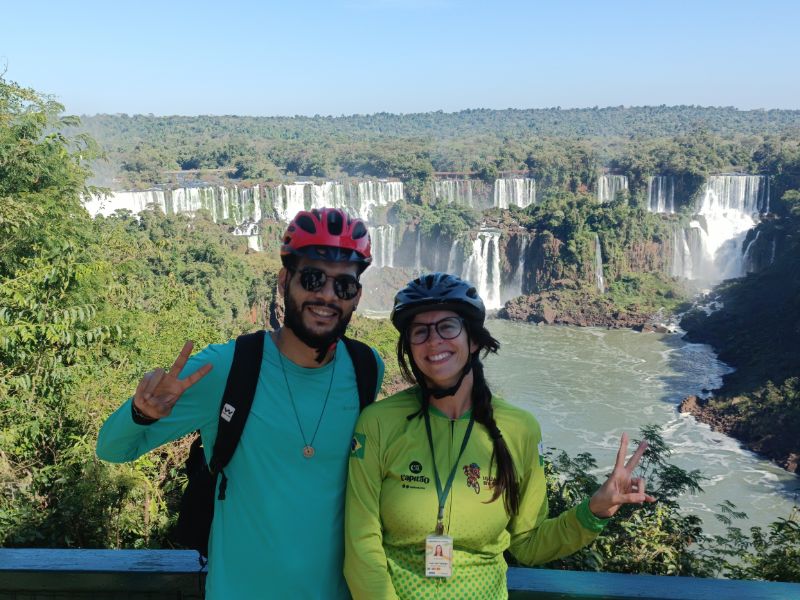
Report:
589,432,656,519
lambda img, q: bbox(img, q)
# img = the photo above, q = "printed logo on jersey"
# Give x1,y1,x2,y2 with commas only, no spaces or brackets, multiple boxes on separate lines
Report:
463,463,481,494
350,432,366,459
220,403,236,422
401,459,429,489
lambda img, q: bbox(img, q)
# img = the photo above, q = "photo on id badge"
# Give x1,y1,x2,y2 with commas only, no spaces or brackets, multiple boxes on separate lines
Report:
425,535,453,577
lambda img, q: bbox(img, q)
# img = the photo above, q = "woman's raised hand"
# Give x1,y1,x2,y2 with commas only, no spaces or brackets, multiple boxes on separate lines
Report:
132,341,212,420
588,432,656,519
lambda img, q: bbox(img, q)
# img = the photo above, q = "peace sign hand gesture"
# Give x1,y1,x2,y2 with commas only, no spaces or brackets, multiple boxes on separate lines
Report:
132,341,212,420
588,432,656,519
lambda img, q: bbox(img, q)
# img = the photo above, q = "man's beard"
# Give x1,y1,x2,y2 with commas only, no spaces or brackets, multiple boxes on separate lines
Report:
283,291,354,354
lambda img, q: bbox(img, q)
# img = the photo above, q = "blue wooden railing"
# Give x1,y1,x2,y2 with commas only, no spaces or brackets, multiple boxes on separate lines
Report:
1,549,798,599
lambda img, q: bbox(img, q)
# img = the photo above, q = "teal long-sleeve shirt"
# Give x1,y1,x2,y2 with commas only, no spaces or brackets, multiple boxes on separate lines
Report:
344,387,606,600
97,335,383,600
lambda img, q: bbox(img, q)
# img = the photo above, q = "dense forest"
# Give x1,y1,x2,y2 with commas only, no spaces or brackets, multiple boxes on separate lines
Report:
1,76,798,582
77,108,800,205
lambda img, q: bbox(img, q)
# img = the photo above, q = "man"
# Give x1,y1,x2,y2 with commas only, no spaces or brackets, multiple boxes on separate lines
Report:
97,208,384,599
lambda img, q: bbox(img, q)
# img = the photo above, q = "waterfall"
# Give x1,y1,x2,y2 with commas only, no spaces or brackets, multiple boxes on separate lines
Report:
494,178,536,209
446,239,461,274
432,180,474,206
368,225,396,268
689,175,768,281
770,238,776,264
88,180,406,225
742,230,761,274
463,230,502,310
670,227,693,280
597,175,629,203
647,176,675,213
668,175,769,282
83,190,168,216
508,235,529,299
414,229,422,272
594,234,605,293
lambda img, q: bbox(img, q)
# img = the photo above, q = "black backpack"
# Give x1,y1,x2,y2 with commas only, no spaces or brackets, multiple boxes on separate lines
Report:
174,331,378,560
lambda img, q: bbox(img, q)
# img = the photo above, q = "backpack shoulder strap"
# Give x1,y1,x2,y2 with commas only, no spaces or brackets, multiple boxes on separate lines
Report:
341,336,379,410
209,330,266,474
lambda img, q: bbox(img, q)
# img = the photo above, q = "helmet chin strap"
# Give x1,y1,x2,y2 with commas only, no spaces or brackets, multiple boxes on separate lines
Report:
429,360,473,399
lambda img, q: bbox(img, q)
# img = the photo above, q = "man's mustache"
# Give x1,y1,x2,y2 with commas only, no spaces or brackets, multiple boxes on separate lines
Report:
303,301,343,317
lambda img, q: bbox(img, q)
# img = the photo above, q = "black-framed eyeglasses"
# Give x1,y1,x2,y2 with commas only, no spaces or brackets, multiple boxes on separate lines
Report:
408,316,464,345
292,267,361,300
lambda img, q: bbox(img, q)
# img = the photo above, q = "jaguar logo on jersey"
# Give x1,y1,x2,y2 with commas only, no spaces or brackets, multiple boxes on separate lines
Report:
350,432,366,459
463,463,481,494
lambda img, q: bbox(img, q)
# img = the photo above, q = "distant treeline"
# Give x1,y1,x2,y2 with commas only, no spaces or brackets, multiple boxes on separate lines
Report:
77,107,800,197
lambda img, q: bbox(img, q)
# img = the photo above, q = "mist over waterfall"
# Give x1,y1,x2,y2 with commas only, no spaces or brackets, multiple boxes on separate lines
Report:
597,175,628,203
672,175,769,283
494,178,536,209
648,176,675,213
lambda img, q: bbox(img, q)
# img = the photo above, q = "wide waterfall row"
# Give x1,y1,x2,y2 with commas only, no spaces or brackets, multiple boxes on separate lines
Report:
85,180,405,224
494,178,536,209
597,175,629,203
670,175,770,283
648,176,675,214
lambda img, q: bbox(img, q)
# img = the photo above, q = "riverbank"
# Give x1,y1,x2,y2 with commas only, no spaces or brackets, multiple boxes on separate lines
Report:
678,218,800,474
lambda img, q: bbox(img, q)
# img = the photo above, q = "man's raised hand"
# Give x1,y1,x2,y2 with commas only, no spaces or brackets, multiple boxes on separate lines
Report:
588,432,656,519
132,341,212,420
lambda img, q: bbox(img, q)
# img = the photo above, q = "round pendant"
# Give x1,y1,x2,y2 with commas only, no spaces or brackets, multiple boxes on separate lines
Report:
303,445,315,458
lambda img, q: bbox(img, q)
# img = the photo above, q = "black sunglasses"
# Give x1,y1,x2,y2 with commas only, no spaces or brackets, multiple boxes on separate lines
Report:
407,316,464,345
292,267,361,300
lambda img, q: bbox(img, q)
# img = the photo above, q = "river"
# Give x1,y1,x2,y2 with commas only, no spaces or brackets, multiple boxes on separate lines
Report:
482,319,798,535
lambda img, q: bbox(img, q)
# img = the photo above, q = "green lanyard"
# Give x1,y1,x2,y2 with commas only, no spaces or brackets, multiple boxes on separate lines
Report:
424,409,475,535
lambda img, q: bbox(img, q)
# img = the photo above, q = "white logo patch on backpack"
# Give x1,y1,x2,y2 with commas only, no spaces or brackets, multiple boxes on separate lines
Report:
221,403,236,422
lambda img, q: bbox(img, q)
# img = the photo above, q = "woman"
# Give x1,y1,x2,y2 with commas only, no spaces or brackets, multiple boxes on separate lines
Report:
345,273,654,599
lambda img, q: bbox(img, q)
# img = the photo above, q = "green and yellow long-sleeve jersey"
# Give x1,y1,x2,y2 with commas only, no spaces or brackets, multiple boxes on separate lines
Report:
345,386,606,600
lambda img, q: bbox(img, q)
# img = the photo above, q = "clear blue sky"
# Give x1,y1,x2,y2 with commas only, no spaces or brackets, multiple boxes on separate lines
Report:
3,0,798,116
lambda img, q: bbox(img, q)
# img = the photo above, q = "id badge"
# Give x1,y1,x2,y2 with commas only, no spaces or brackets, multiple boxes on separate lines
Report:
425,534,453,577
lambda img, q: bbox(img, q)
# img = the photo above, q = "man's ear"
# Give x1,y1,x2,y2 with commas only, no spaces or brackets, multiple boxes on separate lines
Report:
353,287,362,310
278,268,289,297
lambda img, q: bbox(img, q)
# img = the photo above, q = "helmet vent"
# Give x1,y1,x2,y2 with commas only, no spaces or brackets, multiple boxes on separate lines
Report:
295,215,316,234
327,210,343,235
352,221,367,239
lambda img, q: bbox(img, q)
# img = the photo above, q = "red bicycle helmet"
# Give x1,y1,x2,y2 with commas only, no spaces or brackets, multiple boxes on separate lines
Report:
281,208,372,270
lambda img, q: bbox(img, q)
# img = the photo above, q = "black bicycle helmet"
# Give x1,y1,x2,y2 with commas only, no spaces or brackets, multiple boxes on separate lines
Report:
391,272,486,331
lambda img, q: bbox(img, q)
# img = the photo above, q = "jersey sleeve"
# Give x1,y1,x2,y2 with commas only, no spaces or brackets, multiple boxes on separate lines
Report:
507,416,607,565
344,406,399,600
95,342,233,463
